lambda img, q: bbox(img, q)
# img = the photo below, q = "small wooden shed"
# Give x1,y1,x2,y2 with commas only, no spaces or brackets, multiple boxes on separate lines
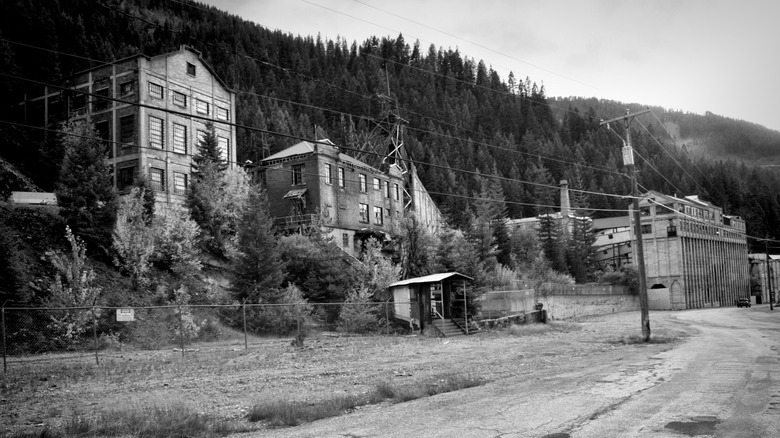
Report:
389,272,473,333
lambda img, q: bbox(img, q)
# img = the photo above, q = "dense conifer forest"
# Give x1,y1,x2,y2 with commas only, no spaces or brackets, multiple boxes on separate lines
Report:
3,0,780,248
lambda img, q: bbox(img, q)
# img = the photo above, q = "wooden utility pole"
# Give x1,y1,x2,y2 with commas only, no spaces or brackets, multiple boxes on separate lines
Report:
600,109,652,341
765,238,774,311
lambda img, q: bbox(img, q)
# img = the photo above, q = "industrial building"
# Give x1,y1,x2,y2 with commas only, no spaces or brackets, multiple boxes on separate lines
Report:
16,45,237,208
632,191,750,309
255,139,443,257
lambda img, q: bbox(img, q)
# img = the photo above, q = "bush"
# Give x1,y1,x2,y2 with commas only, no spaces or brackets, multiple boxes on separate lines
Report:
599,266,639,295
337,287,381,334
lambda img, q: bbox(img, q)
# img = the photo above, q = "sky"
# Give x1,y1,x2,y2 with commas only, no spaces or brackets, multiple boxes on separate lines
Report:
203,0,780,132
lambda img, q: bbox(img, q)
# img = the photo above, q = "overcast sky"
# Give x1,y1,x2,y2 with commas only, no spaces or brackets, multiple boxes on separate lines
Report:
203,0,780,132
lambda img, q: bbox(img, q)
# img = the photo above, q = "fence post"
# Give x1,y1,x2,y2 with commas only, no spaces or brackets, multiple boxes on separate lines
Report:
178,305,185,358
464,281,469,336
2,304,6,374
242,300,248,350
296,302,301,334
92,306,99,365
385,301,390,334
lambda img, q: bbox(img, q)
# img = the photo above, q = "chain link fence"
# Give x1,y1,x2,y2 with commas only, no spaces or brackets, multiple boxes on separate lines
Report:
1,301,401,372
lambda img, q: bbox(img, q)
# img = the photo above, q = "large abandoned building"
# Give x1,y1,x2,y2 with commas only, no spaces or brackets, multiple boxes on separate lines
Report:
16,45,237,207
255,139,443,257
632,191,750,309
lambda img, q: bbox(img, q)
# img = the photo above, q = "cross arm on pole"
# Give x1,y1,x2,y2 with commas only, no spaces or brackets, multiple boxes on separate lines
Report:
599,108,652,127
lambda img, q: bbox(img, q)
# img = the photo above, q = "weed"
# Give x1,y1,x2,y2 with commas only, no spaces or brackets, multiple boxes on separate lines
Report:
370,373,485,404
248,396,361,426
612,334,679,344
19,403,248,437
507,321,580,336
248,372,487,427
290,331,306,348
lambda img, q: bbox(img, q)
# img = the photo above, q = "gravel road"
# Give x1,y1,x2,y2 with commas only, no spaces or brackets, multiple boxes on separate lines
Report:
238,307,780,438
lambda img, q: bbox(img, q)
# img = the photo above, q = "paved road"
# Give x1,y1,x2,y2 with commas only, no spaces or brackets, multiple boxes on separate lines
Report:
251,306,780,438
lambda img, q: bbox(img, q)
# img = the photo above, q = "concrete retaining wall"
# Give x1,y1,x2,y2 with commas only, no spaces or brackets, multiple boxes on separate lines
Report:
539,293,640,320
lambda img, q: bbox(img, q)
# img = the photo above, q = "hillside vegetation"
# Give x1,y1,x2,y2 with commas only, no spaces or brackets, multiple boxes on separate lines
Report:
2,0,780,308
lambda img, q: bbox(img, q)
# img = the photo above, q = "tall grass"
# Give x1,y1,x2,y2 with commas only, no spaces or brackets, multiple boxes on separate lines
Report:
247,396,362,426
8,403,246,438
248,373,486,427
507,321,581,336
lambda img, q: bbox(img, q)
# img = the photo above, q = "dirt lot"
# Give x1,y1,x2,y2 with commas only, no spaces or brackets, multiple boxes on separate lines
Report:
0,311,688,436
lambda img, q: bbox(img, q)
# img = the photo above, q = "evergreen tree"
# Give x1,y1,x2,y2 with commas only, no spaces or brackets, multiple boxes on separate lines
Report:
55,121,117,255
399,213,436,279
538,214,567,274
232,187,285,303
566,216,597,282
132,175,156,225
188,134,250,257
191,121,226,174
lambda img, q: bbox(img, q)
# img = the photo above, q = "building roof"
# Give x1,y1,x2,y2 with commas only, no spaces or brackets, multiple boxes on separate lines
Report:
261,139,381,174
592,216,630,231
389,272,473,288
62,45,232,92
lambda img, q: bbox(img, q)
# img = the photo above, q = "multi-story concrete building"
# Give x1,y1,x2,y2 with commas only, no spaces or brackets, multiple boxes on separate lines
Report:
256,139,442,257
17,45,236,207
631,191,750,309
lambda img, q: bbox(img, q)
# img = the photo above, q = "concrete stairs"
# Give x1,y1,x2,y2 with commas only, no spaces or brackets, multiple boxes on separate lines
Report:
430,318,473,337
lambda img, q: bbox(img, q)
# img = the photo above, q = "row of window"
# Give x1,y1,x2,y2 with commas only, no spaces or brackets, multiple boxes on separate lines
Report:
147,115,230,160
358,203,399,226
149,168,188,194
319,164,401,200
116,166,188,194
147,81,230,121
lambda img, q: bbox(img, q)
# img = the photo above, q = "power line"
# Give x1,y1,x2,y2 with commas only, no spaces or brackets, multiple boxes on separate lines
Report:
348,0,597,90
2,37,626,184
636,118,704,194
647,110,723,200
631,147,686,197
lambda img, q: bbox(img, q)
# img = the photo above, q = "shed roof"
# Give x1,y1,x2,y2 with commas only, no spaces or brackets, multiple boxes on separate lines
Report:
389,272,473,288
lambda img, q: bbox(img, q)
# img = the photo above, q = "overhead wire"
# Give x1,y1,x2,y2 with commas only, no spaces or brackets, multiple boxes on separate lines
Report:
636,117,705,195
2,3,717,212
647,110,723,199
631,147,686,197
36,2,617,178
348,0,597,90
2,37,627,190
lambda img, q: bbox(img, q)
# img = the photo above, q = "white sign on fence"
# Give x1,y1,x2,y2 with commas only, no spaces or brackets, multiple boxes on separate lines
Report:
116,308,135,322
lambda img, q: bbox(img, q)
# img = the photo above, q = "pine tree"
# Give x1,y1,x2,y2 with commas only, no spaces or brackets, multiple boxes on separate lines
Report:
55,120,117,255
191,121,226,174
232,187,285,302
538,214,567,274
566,216,597,282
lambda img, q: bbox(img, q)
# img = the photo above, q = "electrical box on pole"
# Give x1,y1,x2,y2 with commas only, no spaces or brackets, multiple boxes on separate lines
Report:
622,146,634,166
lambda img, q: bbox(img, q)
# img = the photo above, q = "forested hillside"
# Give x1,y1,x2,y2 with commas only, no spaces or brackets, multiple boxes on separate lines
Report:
2,0,780,246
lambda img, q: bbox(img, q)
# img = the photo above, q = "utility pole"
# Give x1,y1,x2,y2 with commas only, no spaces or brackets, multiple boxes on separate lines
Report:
601,109,652,341
765,238,774,311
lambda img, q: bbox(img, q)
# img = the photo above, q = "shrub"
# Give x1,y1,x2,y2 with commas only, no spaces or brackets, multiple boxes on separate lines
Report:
599,265,640,295
337,287,380,334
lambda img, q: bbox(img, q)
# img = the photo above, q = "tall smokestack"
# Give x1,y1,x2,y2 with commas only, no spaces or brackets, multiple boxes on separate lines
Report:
560,179,570,217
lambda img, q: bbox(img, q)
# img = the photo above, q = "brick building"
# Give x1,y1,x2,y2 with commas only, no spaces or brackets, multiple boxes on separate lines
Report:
632,191,750,309
256,139,442,257
17,45,236,207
